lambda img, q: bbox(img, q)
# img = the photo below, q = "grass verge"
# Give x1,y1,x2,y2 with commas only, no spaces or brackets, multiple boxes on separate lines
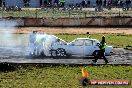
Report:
0,65,132,88
56,33,132,48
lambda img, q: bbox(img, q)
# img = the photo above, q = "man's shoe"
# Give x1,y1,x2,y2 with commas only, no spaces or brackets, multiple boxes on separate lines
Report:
92,60,96,63
105,61,109,64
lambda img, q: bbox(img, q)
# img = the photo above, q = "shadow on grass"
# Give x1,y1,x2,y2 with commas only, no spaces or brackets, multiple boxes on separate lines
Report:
0,63,17,72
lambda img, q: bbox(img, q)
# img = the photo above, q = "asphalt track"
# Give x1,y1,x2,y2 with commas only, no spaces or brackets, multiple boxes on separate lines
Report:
0,47,131,65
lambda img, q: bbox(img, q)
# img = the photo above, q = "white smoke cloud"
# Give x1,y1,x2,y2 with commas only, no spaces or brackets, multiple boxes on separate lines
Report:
0,19,17,27
28,33,58,56
0,20,18,47
0,20,29,57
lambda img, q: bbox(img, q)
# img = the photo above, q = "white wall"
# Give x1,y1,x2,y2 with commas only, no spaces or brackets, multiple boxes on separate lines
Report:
65,0,96,7
65,0,82,6
5,0,23,7
90,0,96,7
29,0,40,7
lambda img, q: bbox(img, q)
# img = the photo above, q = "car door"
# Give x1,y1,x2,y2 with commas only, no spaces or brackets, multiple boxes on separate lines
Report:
84,39,94,56
69,39,84,56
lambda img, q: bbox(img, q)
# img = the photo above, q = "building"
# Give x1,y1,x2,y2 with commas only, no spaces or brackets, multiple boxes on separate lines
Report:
29,0,40,7
4,0,23,7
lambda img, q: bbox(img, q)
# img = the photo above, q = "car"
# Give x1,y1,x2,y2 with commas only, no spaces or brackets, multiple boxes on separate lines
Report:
28,33,113,58
51,38,113,58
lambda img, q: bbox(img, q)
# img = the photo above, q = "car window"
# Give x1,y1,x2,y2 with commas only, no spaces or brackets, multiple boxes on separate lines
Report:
85,39,93,46
53,39,67,45
58,40,67,45
93,40,100,46
72,39,84,46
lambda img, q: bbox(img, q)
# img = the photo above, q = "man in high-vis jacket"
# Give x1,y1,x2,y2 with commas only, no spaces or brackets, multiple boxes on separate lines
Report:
92,36,109,64
61,0,65,7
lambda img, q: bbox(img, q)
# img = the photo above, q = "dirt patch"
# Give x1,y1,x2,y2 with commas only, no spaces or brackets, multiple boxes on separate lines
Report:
14,27,132,34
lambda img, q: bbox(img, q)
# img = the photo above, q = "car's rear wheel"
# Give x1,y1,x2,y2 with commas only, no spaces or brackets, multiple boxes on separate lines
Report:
29,49,37,57
40,51,45,57
50,50,57,58
56,48,67,58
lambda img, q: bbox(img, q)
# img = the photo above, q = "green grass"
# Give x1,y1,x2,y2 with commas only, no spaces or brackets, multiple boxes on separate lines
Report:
56,34,132,48
0,33,131,88
0,65,132,88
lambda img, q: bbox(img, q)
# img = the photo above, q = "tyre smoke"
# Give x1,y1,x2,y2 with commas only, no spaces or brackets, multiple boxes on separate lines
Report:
28,33,58,56
0,20,28,57
0,20,19,47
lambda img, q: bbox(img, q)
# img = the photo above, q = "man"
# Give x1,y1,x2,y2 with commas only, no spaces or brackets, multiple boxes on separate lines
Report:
96,0,102,11
92,36,109,64
107,0,112,10
29,31,37,55
82,0,86,7
61,0,65,7
29,31,37,44
125,0,131,10
103,0,106,7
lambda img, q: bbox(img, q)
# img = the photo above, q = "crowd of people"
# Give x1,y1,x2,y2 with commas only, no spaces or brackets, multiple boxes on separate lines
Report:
96,0,131,11
0,0,131,11
40,0,131,11
40,0,65,7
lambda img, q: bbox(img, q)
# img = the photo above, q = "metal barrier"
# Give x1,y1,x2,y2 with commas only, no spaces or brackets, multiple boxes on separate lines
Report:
0,7,132,18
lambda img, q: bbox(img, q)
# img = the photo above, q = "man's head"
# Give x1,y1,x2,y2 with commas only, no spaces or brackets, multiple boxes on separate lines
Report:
102,35,105,39
56,39,60,42
33,31,37,34
102,35,105,42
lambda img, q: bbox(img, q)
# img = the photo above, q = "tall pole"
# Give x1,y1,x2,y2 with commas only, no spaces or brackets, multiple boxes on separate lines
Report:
119,8,120,17
1,0,3,18
36,6,37,18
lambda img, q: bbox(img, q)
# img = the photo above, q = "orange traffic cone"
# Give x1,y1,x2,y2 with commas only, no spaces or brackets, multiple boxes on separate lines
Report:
80,67,91,86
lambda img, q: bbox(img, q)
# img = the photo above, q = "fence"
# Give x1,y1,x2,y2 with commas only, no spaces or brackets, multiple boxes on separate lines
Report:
0,7,132,18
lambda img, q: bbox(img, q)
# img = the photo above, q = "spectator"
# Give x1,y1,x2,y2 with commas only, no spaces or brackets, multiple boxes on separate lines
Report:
96,0,102,11
125,0,131,10
60,0,65,7
107,0,112,9
82,0,87,7
87,1,90,7
29,31,37,55
103,0,106,7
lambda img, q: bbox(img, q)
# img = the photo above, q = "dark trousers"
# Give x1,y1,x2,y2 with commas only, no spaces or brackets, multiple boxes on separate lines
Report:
94,49,108,63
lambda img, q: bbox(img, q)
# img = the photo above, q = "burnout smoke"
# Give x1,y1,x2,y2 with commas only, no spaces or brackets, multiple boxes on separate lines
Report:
0,20,27,57
0,20,18,46
28,32,57,56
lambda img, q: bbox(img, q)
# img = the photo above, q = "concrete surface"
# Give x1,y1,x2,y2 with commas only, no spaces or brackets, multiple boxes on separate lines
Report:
0,47,131,65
